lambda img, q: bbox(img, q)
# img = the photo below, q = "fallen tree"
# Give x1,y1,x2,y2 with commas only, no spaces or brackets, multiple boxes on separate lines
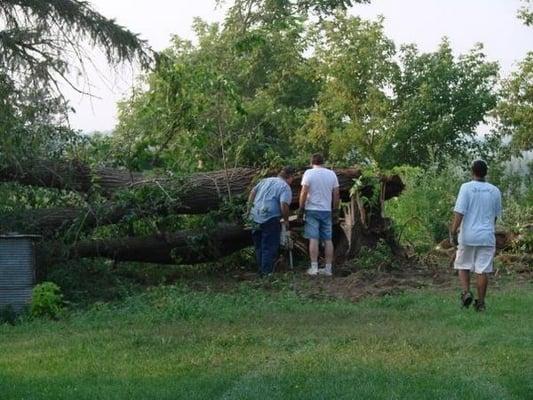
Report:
1,158,403,202
1,164,404,234
67,224,253,264
2,159,406,267
0,159,143,195
57,217,393,266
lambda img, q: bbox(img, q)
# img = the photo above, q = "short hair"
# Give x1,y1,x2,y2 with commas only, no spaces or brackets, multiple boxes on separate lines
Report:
311,153,324,165
278,166,295,179
471,159,488,178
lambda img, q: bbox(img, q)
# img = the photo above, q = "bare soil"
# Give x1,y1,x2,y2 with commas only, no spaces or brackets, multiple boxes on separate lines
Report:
184,251,531,302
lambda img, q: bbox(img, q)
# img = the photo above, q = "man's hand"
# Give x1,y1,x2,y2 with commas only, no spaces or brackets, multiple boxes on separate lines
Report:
450,212,463,247
280,223,290,248
296,208,305,223
449,230,459,247
332,209,340,225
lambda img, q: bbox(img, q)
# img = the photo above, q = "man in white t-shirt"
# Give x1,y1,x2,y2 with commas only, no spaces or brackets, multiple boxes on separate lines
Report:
450,160,502,312
298,153,340,276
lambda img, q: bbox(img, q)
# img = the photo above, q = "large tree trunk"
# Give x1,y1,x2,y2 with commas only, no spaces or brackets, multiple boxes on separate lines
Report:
66,224,253,265
2,166,404,235
57,210,401,266
3,160,406,268
1,159,403,202
0,160,142,195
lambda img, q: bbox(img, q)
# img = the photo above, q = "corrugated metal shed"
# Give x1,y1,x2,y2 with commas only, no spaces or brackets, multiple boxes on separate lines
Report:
0,234,40,313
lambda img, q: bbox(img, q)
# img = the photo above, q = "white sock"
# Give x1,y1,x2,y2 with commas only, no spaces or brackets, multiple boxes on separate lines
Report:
325,263,332,271
311,262,318,270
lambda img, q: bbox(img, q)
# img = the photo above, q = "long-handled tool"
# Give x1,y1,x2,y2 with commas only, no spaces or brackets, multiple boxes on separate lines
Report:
281,224,294,270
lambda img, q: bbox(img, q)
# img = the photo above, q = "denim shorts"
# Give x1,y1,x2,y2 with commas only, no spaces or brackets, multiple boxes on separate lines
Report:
304,210,332,240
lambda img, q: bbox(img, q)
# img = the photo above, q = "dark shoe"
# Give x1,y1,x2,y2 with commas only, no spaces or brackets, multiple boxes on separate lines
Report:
474,299,486,312
461,291,473,308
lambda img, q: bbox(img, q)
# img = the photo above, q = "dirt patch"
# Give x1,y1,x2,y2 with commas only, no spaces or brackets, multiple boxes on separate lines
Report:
291,260,450,301
211,252,532,302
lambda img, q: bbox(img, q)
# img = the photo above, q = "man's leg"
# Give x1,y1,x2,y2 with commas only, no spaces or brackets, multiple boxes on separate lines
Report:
324,240,334,263
260,218,281,275
473,246,494,311
309,239,319,263
318,211,333,276
304,211,320,275
252,228,263,275
454,245,474,307
458,270,471,293
476,273,488,302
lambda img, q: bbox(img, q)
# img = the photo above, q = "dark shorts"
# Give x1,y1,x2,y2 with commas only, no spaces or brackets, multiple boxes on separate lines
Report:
304,210,332,240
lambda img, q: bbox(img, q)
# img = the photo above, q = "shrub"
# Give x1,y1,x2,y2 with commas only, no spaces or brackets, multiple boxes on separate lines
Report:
387,159,532,254
386,165,463,252
31,282,64,319
355,240,398,270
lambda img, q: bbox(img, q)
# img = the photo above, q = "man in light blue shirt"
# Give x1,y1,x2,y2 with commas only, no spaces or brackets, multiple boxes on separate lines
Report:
247,167,294,276
451,160,502,312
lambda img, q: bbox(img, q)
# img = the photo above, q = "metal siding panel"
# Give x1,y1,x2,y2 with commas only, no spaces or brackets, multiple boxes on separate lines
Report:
0,238,35,313
0,288,32,313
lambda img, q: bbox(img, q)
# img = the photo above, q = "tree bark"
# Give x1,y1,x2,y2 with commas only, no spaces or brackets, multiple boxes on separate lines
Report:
0,159,142,195
66,224,252,265
61,214,401,266
2,166,404,234
3,161,406,267
1,159,403,202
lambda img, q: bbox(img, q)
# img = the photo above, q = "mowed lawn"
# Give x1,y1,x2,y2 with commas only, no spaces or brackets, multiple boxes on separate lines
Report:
0,282,532,400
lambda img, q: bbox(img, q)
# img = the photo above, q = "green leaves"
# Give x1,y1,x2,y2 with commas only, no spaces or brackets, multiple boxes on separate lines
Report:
0,0,153,183
383,41,499,167
31,282,64,319
496,52,533,152
116,8,313,171
116,3,501,173
518,0,533,26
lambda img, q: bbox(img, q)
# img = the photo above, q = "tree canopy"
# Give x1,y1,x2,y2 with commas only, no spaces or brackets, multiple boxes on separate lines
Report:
0,0,153,170
494,0,533,152
0,0,152,91
115,8,499,171
518,0,533,26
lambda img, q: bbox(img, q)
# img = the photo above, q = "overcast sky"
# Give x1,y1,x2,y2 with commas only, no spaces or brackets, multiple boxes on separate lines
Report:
67,0,533,133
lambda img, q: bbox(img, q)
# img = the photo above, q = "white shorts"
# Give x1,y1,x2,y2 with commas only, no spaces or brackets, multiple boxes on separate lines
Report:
454,245,495,274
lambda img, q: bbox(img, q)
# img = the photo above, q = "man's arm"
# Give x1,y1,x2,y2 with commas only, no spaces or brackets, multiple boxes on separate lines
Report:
451,212,463,235
280,186,292,227
492,189,501,231
299,185,309,210
297,185,309,221
246,189,256,214
281,202,290,226
450,211,463,246
332,187,340,210
451,184,467,242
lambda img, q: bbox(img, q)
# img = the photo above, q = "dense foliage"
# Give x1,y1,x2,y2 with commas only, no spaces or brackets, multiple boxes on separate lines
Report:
115,6,500,171
0,0,531,263
0,0,152,169
495,0,533,152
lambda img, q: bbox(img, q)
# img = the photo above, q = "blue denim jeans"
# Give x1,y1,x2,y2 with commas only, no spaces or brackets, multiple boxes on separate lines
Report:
304,210,333,240
252,217,281,275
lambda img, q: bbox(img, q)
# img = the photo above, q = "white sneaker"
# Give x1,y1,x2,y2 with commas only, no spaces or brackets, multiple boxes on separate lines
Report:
318,267,332,276
306,266,318,276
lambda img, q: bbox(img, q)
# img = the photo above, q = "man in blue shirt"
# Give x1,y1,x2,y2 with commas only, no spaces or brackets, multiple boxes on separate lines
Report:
450,160,502,312
247,167,294,276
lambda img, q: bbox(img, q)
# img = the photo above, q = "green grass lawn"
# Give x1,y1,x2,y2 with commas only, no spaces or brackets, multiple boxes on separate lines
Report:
0,281,532,399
